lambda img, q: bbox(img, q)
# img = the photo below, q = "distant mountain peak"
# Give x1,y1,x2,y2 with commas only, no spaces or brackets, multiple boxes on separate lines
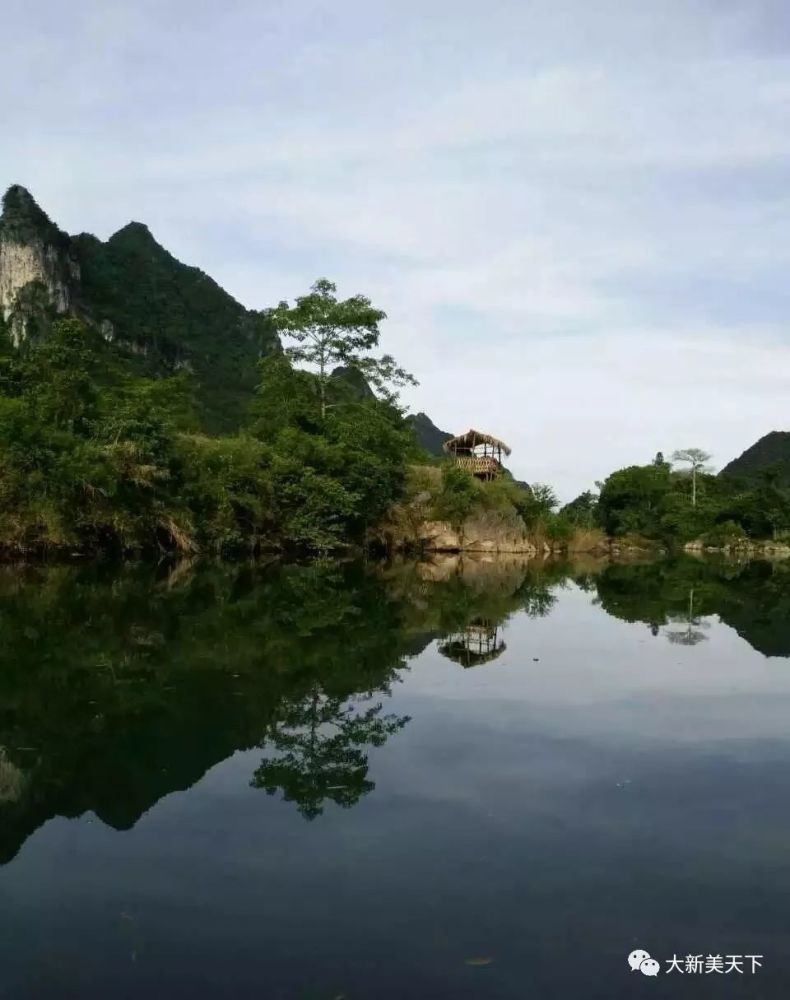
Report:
407,411,452,457
0,183,279,425
721,430,790,484
2,184,38,214
108,220,163,251
112,220,154,238
331,365,375,399
0,185,63,243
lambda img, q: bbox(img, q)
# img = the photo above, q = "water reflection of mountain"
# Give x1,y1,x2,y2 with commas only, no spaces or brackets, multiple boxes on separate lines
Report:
0,554,561,862
590,558,790,658
0,562,403,861
5,553,786,863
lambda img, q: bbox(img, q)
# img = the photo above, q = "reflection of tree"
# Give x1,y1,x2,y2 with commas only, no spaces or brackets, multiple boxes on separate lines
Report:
664,587,710,646
666,628,707,646
590,559,790,655
574,574,598,594
19,551,790,864
252,688,409,819
522,587,557,619
0,560,416,860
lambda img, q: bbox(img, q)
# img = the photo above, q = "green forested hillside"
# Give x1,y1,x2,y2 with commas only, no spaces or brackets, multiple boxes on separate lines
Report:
73,223,279,429
0,186,279,430
407,411,451,457
720,431,790,485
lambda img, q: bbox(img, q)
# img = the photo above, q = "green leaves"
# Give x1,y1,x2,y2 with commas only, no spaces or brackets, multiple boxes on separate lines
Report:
434,465,480,526
0,284,414,557
265,278,415,418
595,449,790,545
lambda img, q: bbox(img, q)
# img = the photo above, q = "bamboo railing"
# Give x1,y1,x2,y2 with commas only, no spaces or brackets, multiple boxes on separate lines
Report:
454,455,501,477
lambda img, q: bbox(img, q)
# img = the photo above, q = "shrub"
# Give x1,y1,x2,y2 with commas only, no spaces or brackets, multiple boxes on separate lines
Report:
433,466,481,526
701,520,747,547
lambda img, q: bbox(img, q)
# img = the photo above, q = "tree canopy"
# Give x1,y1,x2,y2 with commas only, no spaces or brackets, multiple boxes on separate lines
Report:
266,278,416,419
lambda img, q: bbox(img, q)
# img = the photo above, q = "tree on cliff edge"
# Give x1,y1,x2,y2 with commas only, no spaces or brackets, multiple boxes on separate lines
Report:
266,278,416,419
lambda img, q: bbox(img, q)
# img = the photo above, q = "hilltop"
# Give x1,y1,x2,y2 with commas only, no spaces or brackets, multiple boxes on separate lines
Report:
0,185,279,429
720,431,790,485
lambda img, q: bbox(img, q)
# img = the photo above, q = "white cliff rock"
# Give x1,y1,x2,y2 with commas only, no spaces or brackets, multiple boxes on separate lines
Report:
0,186,80,344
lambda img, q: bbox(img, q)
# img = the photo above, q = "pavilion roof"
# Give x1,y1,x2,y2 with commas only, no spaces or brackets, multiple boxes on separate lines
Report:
442,429,512,456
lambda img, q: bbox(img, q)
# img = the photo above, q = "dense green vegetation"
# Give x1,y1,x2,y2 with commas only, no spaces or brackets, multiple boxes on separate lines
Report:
4,306,789,555
0,185,279,429
73,223,279,429
587,556,790,657
721,431,790,486
0,262,573,558
0,304,419,555
443,471,564,535
562,449,790,547
0,184,71,248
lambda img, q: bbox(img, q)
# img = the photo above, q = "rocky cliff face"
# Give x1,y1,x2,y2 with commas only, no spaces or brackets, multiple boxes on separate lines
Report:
0,186,80,345
372,471,545,555
0,183,280,428
416,510,542,555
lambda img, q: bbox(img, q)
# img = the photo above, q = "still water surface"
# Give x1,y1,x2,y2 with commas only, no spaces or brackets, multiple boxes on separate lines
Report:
1,555,790,998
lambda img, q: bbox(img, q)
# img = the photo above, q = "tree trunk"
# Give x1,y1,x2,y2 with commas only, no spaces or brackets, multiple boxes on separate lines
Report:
319,355,326,421
692,466,697,507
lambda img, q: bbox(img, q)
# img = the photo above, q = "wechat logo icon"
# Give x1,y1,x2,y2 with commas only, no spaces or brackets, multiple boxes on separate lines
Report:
628,949,660,976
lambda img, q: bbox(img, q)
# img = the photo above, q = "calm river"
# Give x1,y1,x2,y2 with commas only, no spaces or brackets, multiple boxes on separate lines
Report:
1,555,789,998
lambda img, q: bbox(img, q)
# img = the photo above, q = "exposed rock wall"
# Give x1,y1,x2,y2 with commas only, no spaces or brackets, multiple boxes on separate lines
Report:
418,510,541,555
374,497,545,556
0,223,80,345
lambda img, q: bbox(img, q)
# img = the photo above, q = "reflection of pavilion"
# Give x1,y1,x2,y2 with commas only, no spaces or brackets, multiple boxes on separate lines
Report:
438,619,506,667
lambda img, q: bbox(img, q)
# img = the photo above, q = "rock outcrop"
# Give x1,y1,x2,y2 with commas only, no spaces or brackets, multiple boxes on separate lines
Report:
418,510,541,555
374,478,544,556
0,186,80,345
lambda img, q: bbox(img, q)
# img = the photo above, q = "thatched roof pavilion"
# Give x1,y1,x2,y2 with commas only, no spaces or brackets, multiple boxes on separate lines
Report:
438,620,506,667
443,429,511,479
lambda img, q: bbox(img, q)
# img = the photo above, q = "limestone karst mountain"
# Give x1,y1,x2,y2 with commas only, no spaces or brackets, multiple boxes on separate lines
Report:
0,185,279,429
0,185,81,346
0,184,458,445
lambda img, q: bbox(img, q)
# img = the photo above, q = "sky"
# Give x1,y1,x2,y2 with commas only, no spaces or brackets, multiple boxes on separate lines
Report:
3,0,790,498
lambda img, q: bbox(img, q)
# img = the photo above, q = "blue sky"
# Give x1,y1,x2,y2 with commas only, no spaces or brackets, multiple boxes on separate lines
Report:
3,0,790,497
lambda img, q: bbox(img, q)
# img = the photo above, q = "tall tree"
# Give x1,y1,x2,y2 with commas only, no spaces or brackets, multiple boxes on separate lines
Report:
560,489,598,527
671,448,712,508
266,278,416,420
